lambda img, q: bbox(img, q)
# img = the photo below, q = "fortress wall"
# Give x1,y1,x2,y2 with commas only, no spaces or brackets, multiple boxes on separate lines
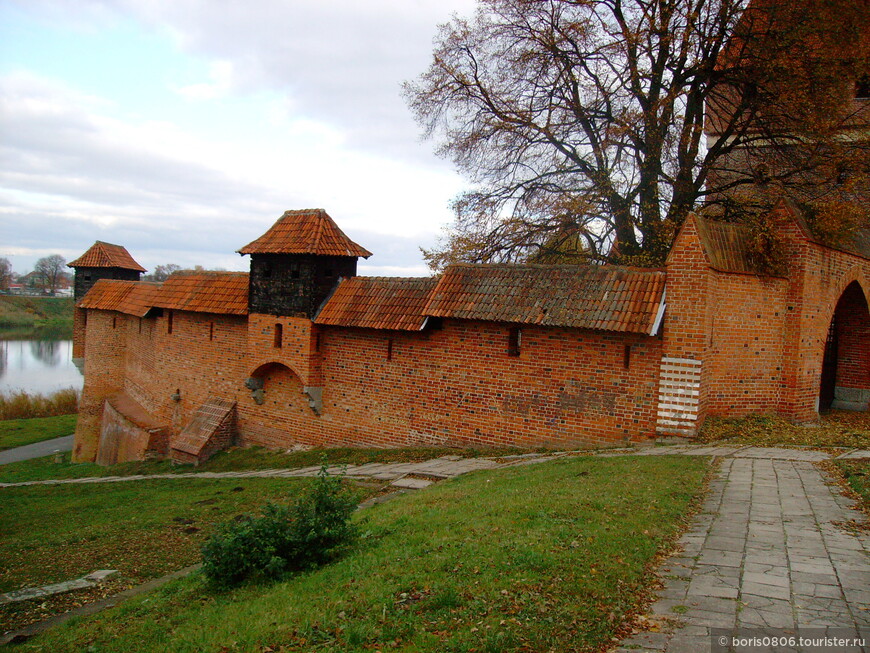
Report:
704,272,790,416
306,320,662,449
121,310,251,441
72,310,129,461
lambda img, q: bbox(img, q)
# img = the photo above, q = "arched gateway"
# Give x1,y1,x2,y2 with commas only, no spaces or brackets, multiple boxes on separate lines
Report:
819,281,870,412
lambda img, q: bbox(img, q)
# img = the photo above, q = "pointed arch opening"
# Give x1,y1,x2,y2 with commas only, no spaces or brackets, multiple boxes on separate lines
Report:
819,281,869,412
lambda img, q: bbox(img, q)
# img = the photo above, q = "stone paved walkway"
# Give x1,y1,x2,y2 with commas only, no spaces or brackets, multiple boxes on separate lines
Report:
614,456,870,653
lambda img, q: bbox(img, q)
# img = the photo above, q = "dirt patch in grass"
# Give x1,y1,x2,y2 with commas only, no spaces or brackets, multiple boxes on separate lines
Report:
699,410,870,449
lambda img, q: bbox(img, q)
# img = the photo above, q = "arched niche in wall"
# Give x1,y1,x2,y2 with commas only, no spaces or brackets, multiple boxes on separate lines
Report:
819,280,870,412
245,361,304,409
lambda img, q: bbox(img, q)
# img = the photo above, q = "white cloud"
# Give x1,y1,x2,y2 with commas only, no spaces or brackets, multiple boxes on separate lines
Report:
1,1,478,274
0,70,461,274
176,60,235,101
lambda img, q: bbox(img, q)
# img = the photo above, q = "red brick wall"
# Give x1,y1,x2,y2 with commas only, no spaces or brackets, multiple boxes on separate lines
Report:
73,310,128,461
772,213,870,421
72,308,87,360
663,215,714,426
704,272,790,415
664,209,870,428
309,321,662,449
74,308,663,459
72,212,868,461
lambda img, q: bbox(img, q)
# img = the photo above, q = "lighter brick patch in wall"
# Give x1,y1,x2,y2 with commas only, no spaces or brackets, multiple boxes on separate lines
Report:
656,357,702,436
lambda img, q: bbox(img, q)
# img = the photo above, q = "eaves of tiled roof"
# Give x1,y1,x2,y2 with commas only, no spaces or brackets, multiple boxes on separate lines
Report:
151,273,249,315
423,263,666,334
314,276,439,331
77,272,249,317
77,280,162,317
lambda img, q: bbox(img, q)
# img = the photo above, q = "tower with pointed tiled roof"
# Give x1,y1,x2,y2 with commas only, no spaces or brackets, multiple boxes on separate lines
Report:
68,241,147,301
238,209,372,318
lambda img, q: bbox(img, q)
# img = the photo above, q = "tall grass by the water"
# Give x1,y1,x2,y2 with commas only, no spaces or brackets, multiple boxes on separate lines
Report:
0,387,79,420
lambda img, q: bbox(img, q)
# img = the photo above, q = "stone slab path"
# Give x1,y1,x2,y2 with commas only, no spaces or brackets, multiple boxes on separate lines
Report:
614,456,870,653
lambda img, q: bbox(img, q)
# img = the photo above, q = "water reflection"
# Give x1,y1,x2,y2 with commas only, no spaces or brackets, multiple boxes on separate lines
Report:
30,340,61,366
0,340,83,394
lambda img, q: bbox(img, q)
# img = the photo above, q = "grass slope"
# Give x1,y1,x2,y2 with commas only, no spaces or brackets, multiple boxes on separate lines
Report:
0,414,76,451
0,477,358,633
0,444,535,484
0,296,73,339
11,455,709,653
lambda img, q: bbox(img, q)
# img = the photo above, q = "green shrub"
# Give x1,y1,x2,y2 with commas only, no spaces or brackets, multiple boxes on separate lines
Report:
201,463,359,588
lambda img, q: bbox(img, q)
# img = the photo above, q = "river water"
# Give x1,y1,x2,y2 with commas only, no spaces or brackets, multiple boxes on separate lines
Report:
0,340,83,394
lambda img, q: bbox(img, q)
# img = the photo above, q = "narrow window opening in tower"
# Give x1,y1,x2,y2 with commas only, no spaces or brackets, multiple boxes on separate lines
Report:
274,323,283,348
508,327,521,357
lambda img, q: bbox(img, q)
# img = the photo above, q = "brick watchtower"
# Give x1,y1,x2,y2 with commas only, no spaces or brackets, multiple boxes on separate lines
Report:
237,209,372,416
68,241,146,360
238,209,372,318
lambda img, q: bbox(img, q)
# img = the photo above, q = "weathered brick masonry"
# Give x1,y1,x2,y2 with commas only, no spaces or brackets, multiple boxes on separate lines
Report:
68,204,868,464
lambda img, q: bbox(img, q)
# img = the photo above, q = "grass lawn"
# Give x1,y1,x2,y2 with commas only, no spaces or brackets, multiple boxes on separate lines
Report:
0,444,537,484
0,414,76,451
9,455,709,652
833,459,870,512
700,410,870,449
1,476,373,633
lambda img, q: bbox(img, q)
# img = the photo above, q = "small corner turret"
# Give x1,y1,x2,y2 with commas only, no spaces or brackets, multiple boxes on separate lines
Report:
238,209,372,318
68,241,147,301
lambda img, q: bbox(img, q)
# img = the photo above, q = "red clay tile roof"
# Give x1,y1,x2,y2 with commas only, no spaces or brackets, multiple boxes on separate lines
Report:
693,215,769,275
152,272,249,315
423,264,666,334
68,241,146,272
238,209,372,258
78,273,249,316
315,276,439,331
77,280,163,317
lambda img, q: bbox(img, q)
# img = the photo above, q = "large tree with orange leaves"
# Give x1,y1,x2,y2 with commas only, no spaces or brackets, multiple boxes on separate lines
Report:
405,0,869,268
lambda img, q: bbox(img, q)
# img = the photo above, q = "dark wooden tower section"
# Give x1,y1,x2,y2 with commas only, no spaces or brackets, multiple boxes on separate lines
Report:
238,209,372,318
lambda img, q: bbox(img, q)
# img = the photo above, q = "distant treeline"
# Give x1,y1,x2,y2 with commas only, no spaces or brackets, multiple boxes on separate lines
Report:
0,296,74,340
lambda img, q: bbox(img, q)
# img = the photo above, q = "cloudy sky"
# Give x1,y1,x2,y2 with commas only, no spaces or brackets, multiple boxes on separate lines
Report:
0,0,478,277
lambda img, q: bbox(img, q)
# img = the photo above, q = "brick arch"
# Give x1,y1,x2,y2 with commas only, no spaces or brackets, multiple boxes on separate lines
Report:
816,270,870,412
821,267,869,324
249,360,304,383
